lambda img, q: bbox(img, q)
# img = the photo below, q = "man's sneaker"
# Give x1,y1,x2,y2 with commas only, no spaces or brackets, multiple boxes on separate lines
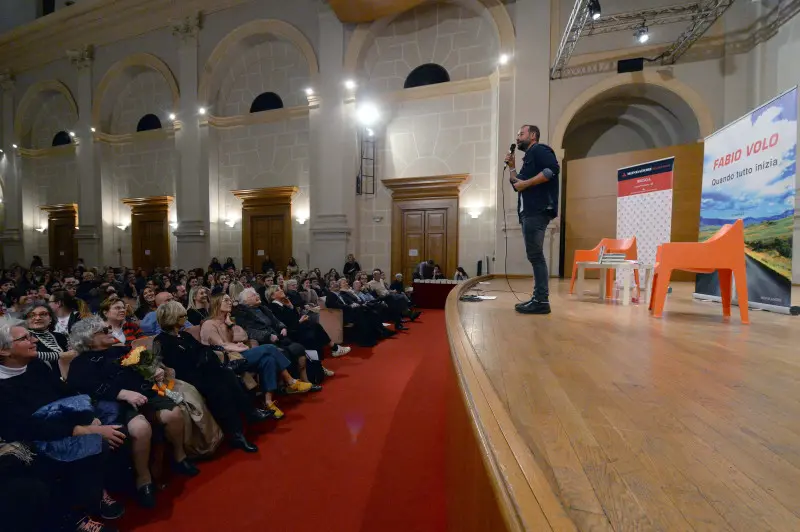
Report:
517,300,551,315
100,491,125,520
323,366,335,377
286,380,313,394
75,515,116,532
332,345,351,357
514,297,536,311
266,401,285,419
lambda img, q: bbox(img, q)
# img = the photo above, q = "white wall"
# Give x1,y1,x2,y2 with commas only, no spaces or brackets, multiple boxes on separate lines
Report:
359,89,495,274
362,2,498,93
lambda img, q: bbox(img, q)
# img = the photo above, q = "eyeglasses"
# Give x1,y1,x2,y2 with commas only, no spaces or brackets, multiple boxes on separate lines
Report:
29,312,50,318
12,333,32,343
94,327,111,335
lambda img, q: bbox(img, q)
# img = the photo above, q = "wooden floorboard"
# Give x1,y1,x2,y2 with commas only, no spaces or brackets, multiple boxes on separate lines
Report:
458,279,800,532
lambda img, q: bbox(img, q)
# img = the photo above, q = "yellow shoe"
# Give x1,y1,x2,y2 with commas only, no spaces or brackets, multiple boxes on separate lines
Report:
286,380,313,394
267,402,284,419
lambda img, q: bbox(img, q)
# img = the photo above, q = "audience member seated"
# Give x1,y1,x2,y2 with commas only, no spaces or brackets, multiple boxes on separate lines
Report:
300,278,320,307
325,279,391,347
134,287,157,320
432,265,445,280
49,290,82,334
454,266,469,281
283,279,306,309
152,301,271,454
100,297,144,346
200,294,312,419
187,286,211,325
233,288,317,387
25,303,78,380
266,286,350,371
140,292,192,335
68,317,199,509
367,269,420,326
0,320,124,532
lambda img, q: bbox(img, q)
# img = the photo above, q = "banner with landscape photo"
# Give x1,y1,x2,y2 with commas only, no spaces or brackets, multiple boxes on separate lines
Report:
696,87,797,309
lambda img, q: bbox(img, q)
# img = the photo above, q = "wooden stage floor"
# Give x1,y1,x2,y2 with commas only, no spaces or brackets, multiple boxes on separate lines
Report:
457,278,800,532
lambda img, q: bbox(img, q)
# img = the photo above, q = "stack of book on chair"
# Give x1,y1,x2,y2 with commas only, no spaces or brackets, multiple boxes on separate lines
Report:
597,247,627,264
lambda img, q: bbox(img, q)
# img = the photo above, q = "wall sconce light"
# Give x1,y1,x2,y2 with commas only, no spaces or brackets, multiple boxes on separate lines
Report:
90,127,96,133
170,222,179,229
0,148,4,154
372,215,383,223
304,88,314,96
12,144,18,149
68,131,76,138
468,208,482,219
344,79,357,90
224,218,237,228
499,53,510,65
35,226,47,233
296,216,307,225
169,113,177,121
75,226,80,230
198,107,206,115
116,224,129,231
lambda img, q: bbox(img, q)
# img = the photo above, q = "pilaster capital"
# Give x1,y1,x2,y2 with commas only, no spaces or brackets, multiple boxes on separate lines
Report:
0,70,14,92
172,12,202,43
66,45,94,70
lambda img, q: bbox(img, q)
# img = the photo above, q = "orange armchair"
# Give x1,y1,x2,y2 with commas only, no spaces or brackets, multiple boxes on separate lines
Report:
570,237,639,298
649,219,748,323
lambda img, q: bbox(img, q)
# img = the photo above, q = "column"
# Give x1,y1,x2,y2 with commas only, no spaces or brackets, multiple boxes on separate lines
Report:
172,13,210,270
505,0,555,275
308,5,355,272
70,45,105,267
0,71,26,266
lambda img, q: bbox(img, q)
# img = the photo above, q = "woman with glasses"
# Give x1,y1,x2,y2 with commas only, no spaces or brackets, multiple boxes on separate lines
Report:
153,301,270,453
200,293,312,419
68,317,199,509
24,303,78,380
100,297,143,346
0,320,125,531
48,290,82,334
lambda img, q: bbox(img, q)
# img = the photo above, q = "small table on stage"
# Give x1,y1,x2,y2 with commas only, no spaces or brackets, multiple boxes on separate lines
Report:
574,261,654,306
412,280,460,309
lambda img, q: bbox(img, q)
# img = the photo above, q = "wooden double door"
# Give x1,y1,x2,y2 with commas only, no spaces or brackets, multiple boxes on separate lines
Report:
122,196,173,272
401,208,449,281
41,204,78,271
391,197,459,282
249,213,288,274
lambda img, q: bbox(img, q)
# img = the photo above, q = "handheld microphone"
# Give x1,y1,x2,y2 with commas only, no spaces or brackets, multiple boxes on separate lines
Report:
506,143,516,167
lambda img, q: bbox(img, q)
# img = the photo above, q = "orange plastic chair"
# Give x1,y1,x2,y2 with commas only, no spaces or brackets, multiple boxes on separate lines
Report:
570,237,639,298
649,219,748,323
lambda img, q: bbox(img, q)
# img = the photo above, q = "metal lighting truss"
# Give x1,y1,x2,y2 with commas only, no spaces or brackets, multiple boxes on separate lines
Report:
550,0,592,80
659,0,736,65
551,0,735,79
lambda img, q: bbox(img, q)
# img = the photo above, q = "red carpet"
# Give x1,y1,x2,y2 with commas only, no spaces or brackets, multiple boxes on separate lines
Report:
121,310,449,532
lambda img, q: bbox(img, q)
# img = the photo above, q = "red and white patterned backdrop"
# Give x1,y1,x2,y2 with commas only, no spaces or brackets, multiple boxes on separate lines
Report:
617,189,673,265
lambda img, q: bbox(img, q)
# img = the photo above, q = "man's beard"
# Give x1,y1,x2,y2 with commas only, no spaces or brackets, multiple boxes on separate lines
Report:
516,139,532,152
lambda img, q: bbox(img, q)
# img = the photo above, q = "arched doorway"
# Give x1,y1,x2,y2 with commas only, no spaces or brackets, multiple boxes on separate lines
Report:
555,77,711,276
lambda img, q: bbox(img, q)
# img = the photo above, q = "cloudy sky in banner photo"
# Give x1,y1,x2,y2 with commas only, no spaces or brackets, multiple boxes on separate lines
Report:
701,89,797,221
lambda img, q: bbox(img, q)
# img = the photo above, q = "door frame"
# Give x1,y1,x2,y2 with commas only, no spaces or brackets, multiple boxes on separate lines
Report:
40,203,78,269
121,196,174,271
232,186,298,271
382,174,468,279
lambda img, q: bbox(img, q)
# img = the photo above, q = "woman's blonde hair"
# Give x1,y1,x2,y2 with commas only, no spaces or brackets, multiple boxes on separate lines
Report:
266,285,281,300
187,286,208,311
98,295,123,320
208,293,232,319
156,300,188,331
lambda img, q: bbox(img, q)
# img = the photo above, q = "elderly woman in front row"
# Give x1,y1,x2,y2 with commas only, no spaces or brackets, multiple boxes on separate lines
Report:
153,301,271,454
0,320,124,531
68,316,200,509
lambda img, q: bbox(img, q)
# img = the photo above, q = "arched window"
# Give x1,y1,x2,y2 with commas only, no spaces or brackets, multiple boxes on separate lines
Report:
51,131,72,146
250,92,284,113
136,114,162,132
404,63,450,89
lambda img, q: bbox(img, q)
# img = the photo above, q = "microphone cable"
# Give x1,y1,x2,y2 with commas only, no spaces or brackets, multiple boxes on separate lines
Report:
500,161,529,303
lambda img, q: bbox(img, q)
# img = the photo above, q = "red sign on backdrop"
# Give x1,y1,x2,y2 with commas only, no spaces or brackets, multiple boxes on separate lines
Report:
617,171,673,198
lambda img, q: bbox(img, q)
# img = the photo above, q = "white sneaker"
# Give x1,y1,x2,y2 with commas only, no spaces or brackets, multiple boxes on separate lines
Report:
332,346,351,357
323,366,335,377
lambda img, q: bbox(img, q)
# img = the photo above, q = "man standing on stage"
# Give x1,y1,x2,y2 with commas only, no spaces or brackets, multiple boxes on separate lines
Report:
504,125,560,315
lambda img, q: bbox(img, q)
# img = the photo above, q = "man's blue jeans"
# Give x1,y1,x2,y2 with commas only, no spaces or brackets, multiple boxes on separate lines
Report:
241,344,291,392
521,213,551,303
